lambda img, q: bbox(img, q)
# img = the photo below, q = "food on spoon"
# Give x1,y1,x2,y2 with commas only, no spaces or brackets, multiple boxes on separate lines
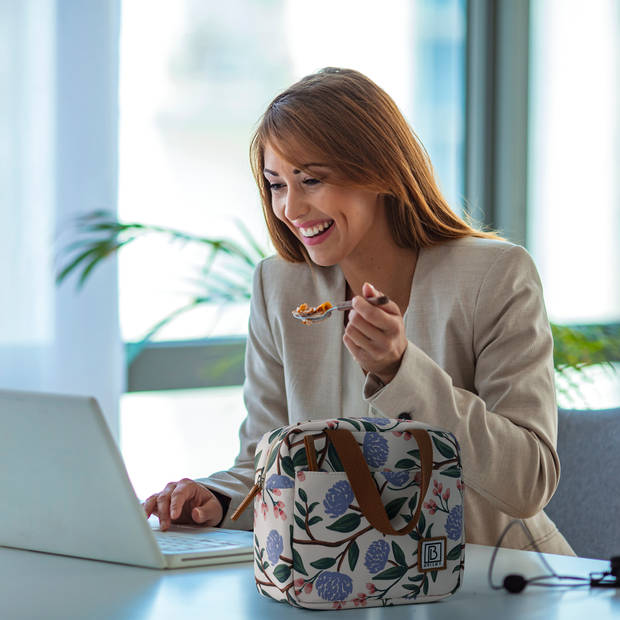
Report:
293,301,333,325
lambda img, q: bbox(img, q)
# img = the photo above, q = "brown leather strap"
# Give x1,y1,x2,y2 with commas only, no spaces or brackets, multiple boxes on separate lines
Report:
304,435,319,471
324,428,432,536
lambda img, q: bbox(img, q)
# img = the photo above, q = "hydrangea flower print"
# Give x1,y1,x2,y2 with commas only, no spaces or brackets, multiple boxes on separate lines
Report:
266,529,283,564
315,572,353,602
364,539,390,573
265,473,294,489
360,417,391,426
323,480,354,518
445,504,463,540
382,470,410,486
363,433,389,467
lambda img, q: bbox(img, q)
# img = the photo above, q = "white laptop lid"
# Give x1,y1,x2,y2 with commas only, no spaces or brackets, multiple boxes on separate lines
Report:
0,389,175,568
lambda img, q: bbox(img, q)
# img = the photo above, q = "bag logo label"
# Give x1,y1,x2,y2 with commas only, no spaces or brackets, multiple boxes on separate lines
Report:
418,536,447,572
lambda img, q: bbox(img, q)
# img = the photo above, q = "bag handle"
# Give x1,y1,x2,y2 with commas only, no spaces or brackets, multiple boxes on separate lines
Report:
324,428,432,536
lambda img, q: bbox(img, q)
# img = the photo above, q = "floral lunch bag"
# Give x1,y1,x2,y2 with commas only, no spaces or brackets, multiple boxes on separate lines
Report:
232,417,465,610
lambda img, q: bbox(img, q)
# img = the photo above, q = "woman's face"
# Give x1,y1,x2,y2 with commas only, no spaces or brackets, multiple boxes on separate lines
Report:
263,143,384,268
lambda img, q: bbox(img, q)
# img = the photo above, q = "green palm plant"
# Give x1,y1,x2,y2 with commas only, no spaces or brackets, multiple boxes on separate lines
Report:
56,211,619,406
56,210,267,363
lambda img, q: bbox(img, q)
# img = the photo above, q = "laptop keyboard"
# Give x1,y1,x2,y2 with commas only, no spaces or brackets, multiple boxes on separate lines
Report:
153,530,238,553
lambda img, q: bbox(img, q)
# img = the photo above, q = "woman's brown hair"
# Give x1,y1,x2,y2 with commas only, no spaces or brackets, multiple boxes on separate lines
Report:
250,67,499,263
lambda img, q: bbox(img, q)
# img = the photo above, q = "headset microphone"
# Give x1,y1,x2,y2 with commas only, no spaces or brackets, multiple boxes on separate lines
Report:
489,521,619,595
502,574,528,594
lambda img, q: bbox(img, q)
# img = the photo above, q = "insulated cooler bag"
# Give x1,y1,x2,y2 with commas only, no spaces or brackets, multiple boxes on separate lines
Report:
232,417,465,609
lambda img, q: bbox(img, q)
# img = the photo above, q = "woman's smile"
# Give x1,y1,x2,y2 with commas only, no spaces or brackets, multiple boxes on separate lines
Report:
297,219,335,245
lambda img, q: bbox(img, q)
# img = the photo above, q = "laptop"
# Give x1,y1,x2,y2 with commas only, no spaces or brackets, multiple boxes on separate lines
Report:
0,389,253,569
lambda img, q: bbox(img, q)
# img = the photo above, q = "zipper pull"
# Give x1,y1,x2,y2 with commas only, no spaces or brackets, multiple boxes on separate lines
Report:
231,477,263,521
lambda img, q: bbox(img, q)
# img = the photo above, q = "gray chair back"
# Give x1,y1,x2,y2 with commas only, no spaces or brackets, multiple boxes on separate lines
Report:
545,407,620,559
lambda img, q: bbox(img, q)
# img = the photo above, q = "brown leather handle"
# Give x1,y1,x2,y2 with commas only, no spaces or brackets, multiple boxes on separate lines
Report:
324,428,432,536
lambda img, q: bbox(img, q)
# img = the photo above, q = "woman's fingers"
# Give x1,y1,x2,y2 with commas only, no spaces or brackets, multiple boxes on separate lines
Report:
156,481,178,530
344,282,407,382
142,478,222,531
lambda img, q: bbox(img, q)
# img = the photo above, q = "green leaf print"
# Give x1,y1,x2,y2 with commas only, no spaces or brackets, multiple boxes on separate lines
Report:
348,541,360,571
440,465,461,478
292,447,308,468
395,458,416,469
273,564,291,583
293,549,308,575
392,541,407,567
310,557,337,569
385,497,408,520
447,544,462,561
254,450,262,469
281,456,295,478
432,436,455,459
417,511,426,534
326,513,362,533
327,442,344,471
373,565,408,580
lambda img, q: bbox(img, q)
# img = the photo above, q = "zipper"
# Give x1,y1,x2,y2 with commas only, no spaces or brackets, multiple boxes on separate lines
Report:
230,437,278,521
231,474,263,522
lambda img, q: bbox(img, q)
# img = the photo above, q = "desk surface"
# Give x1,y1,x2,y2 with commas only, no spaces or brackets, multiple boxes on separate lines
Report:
1,543,618,619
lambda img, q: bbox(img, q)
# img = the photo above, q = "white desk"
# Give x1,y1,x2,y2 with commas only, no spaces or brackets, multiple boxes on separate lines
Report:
1,544,618,619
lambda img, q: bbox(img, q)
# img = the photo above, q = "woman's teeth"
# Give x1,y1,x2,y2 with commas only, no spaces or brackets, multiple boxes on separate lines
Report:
300,221,334,238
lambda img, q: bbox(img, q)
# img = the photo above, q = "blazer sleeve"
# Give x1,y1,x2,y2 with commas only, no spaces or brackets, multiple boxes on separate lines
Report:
365,245,559,519
196,260,289,529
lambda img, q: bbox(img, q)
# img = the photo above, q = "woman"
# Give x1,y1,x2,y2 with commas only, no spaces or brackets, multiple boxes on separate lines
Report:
144,67,573,554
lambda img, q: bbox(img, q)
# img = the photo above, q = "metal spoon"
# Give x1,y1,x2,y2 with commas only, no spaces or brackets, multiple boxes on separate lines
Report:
292,295,389,323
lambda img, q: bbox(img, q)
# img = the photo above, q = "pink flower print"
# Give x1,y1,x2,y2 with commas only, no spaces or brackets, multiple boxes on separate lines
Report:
366,583,376,594
443,487,450,501
304,583,313,594
272,500,286,520
272,488,281,496
457,479,464,491
432,480,443,496
424,499,438,515
261,502,268,518
294,578,304,588
353,594,368,607
297,471,306,482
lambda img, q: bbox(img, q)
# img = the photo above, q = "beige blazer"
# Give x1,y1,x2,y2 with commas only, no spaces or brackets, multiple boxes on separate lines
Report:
201,236,574,555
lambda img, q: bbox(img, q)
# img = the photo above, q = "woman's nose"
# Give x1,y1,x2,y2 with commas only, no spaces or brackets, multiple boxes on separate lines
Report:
284,186,309,222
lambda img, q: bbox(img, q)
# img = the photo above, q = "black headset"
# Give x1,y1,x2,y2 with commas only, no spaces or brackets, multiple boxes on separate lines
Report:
489,520,620,594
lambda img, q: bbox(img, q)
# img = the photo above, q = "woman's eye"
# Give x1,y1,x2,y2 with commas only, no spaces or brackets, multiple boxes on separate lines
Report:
269,183,285,191
303,178,321,186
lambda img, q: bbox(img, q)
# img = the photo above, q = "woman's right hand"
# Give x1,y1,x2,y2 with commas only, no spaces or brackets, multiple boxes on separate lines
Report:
143,478,224,531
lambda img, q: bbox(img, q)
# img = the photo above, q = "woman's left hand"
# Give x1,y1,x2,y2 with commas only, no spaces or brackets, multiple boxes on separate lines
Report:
343,282,408,384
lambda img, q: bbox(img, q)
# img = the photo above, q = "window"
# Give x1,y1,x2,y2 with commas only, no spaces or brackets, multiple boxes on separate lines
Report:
118,0,467,494
528,0,620,408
